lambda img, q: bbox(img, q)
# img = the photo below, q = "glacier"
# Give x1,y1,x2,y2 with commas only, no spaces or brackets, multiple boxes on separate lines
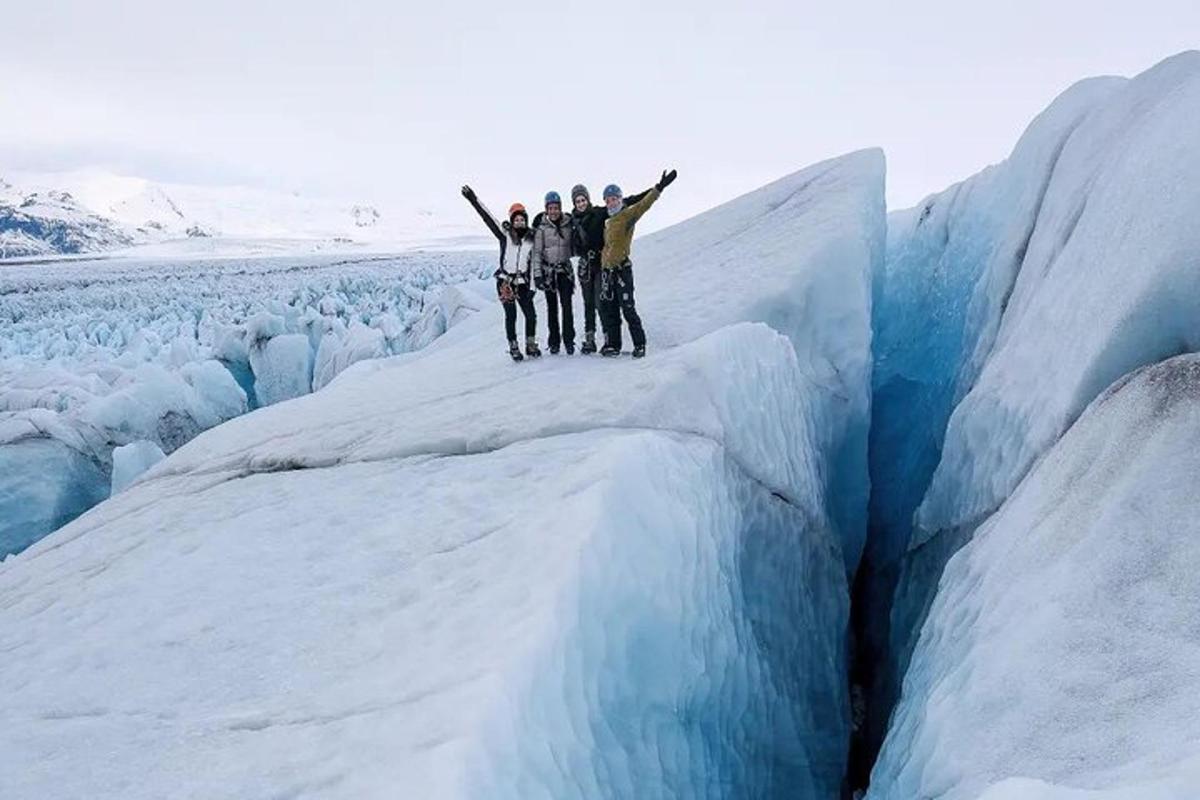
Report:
0,150,884,798
0,252,491,557
870,355,1200,799
4,49,1200,800
858,50,1200,797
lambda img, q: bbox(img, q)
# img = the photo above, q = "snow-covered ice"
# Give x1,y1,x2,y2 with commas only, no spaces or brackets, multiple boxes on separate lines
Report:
0,150,884,798
869,354,1200,799
0,252,492,556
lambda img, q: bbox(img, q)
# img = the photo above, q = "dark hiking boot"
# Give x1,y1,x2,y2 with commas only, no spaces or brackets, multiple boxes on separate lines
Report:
565,343,576,355
509,341,524,362
600,344,621,358
525,338,542,358
632,345,646,359
581,333,597,354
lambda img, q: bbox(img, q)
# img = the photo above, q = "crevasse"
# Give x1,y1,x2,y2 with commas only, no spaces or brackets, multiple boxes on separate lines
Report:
858,50,1200,798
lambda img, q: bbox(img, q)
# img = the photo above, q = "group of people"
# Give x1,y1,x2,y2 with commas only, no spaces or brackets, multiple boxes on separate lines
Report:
461,168,677,361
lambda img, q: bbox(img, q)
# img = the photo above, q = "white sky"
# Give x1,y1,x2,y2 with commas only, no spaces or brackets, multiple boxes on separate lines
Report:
2,1,1197,228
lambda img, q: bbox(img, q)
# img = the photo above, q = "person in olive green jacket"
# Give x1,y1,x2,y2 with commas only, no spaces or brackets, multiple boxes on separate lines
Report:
598,168,677,357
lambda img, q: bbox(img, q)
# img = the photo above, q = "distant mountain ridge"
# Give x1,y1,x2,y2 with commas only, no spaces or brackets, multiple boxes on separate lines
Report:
0,170,485,259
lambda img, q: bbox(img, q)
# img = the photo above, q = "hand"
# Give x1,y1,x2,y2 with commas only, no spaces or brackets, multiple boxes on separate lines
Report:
461,185,475,200
497,279,514,302
656,169,677,192
534,274,549,292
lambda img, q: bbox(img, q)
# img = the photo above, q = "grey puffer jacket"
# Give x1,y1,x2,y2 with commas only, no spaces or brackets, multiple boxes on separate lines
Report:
531,213,576,282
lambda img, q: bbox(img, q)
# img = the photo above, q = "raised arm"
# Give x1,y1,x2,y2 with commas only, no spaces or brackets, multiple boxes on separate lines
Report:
624,170,676,224
623,187,661,224
623,187,652,207
461,185,504,241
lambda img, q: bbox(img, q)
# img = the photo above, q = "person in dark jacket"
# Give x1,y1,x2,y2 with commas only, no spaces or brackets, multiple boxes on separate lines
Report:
597,169,677,358
569,183,650,354
531,191,576,354
461,185,541,361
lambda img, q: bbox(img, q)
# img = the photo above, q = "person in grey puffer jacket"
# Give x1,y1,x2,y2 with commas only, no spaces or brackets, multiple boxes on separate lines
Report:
531,191,576,354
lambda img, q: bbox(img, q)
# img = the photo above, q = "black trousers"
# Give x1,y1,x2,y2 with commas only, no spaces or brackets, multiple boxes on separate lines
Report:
543,268,576,349
579,255,601,335
498,279,536,342
598,263,645,350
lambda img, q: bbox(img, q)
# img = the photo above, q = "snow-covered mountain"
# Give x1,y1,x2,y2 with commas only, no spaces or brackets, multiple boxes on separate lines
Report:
0,169,488,259
2,50,1200,800
0,178,134,258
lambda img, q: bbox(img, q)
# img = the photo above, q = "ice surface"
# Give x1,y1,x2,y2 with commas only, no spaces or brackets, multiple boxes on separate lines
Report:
869,355,1200,799
0,436,108,557
0,151,884,798
249,333,313,406
110,440,166,495
0,252,490,556
162,151,884,572
868,74,1123,570
916,52,1200,539
856,54,1200,775
853,72,1124,764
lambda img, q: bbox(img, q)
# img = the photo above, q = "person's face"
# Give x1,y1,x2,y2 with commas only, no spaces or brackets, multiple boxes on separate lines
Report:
573,195,590,213
512,214,528,230
605,195,622,212
546,202,562,220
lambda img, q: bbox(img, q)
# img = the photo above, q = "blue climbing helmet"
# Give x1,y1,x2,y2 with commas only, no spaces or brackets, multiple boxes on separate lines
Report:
603,184,623,200
544,190,561,208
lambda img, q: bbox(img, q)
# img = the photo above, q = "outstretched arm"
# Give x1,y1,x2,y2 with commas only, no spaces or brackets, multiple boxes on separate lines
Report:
623,187,652,207
623,170,676,224
623,187,661,224
461,185,504,241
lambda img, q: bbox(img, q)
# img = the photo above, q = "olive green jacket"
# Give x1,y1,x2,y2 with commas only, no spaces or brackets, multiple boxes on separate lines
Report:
600,187,660,269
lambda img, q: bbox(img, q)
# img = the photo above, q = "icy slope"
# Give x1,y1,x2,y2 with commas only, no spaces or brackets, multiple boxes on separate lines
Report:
916,51,1200,539
0,151,883,798
855,52,1200,779
870,355,1200,799
159,151,883,571
852,71,1125,774
0,253,490,557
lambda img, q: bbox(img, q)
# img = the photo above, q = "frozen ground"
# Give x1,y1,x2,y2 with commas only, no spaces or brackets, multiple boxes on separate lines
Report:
0,251,492,556
0,149,884,799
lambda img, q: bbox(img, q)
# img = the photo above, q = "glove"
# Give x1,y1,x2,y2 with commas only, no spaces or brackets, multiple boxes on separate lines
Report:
461,185,476,200
656,169,677,192
534,273,550,292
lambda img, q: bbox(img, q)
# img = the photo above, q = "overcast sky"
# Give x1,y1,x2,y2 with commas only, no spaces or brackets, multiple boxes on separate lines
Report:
2,1,1197,228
